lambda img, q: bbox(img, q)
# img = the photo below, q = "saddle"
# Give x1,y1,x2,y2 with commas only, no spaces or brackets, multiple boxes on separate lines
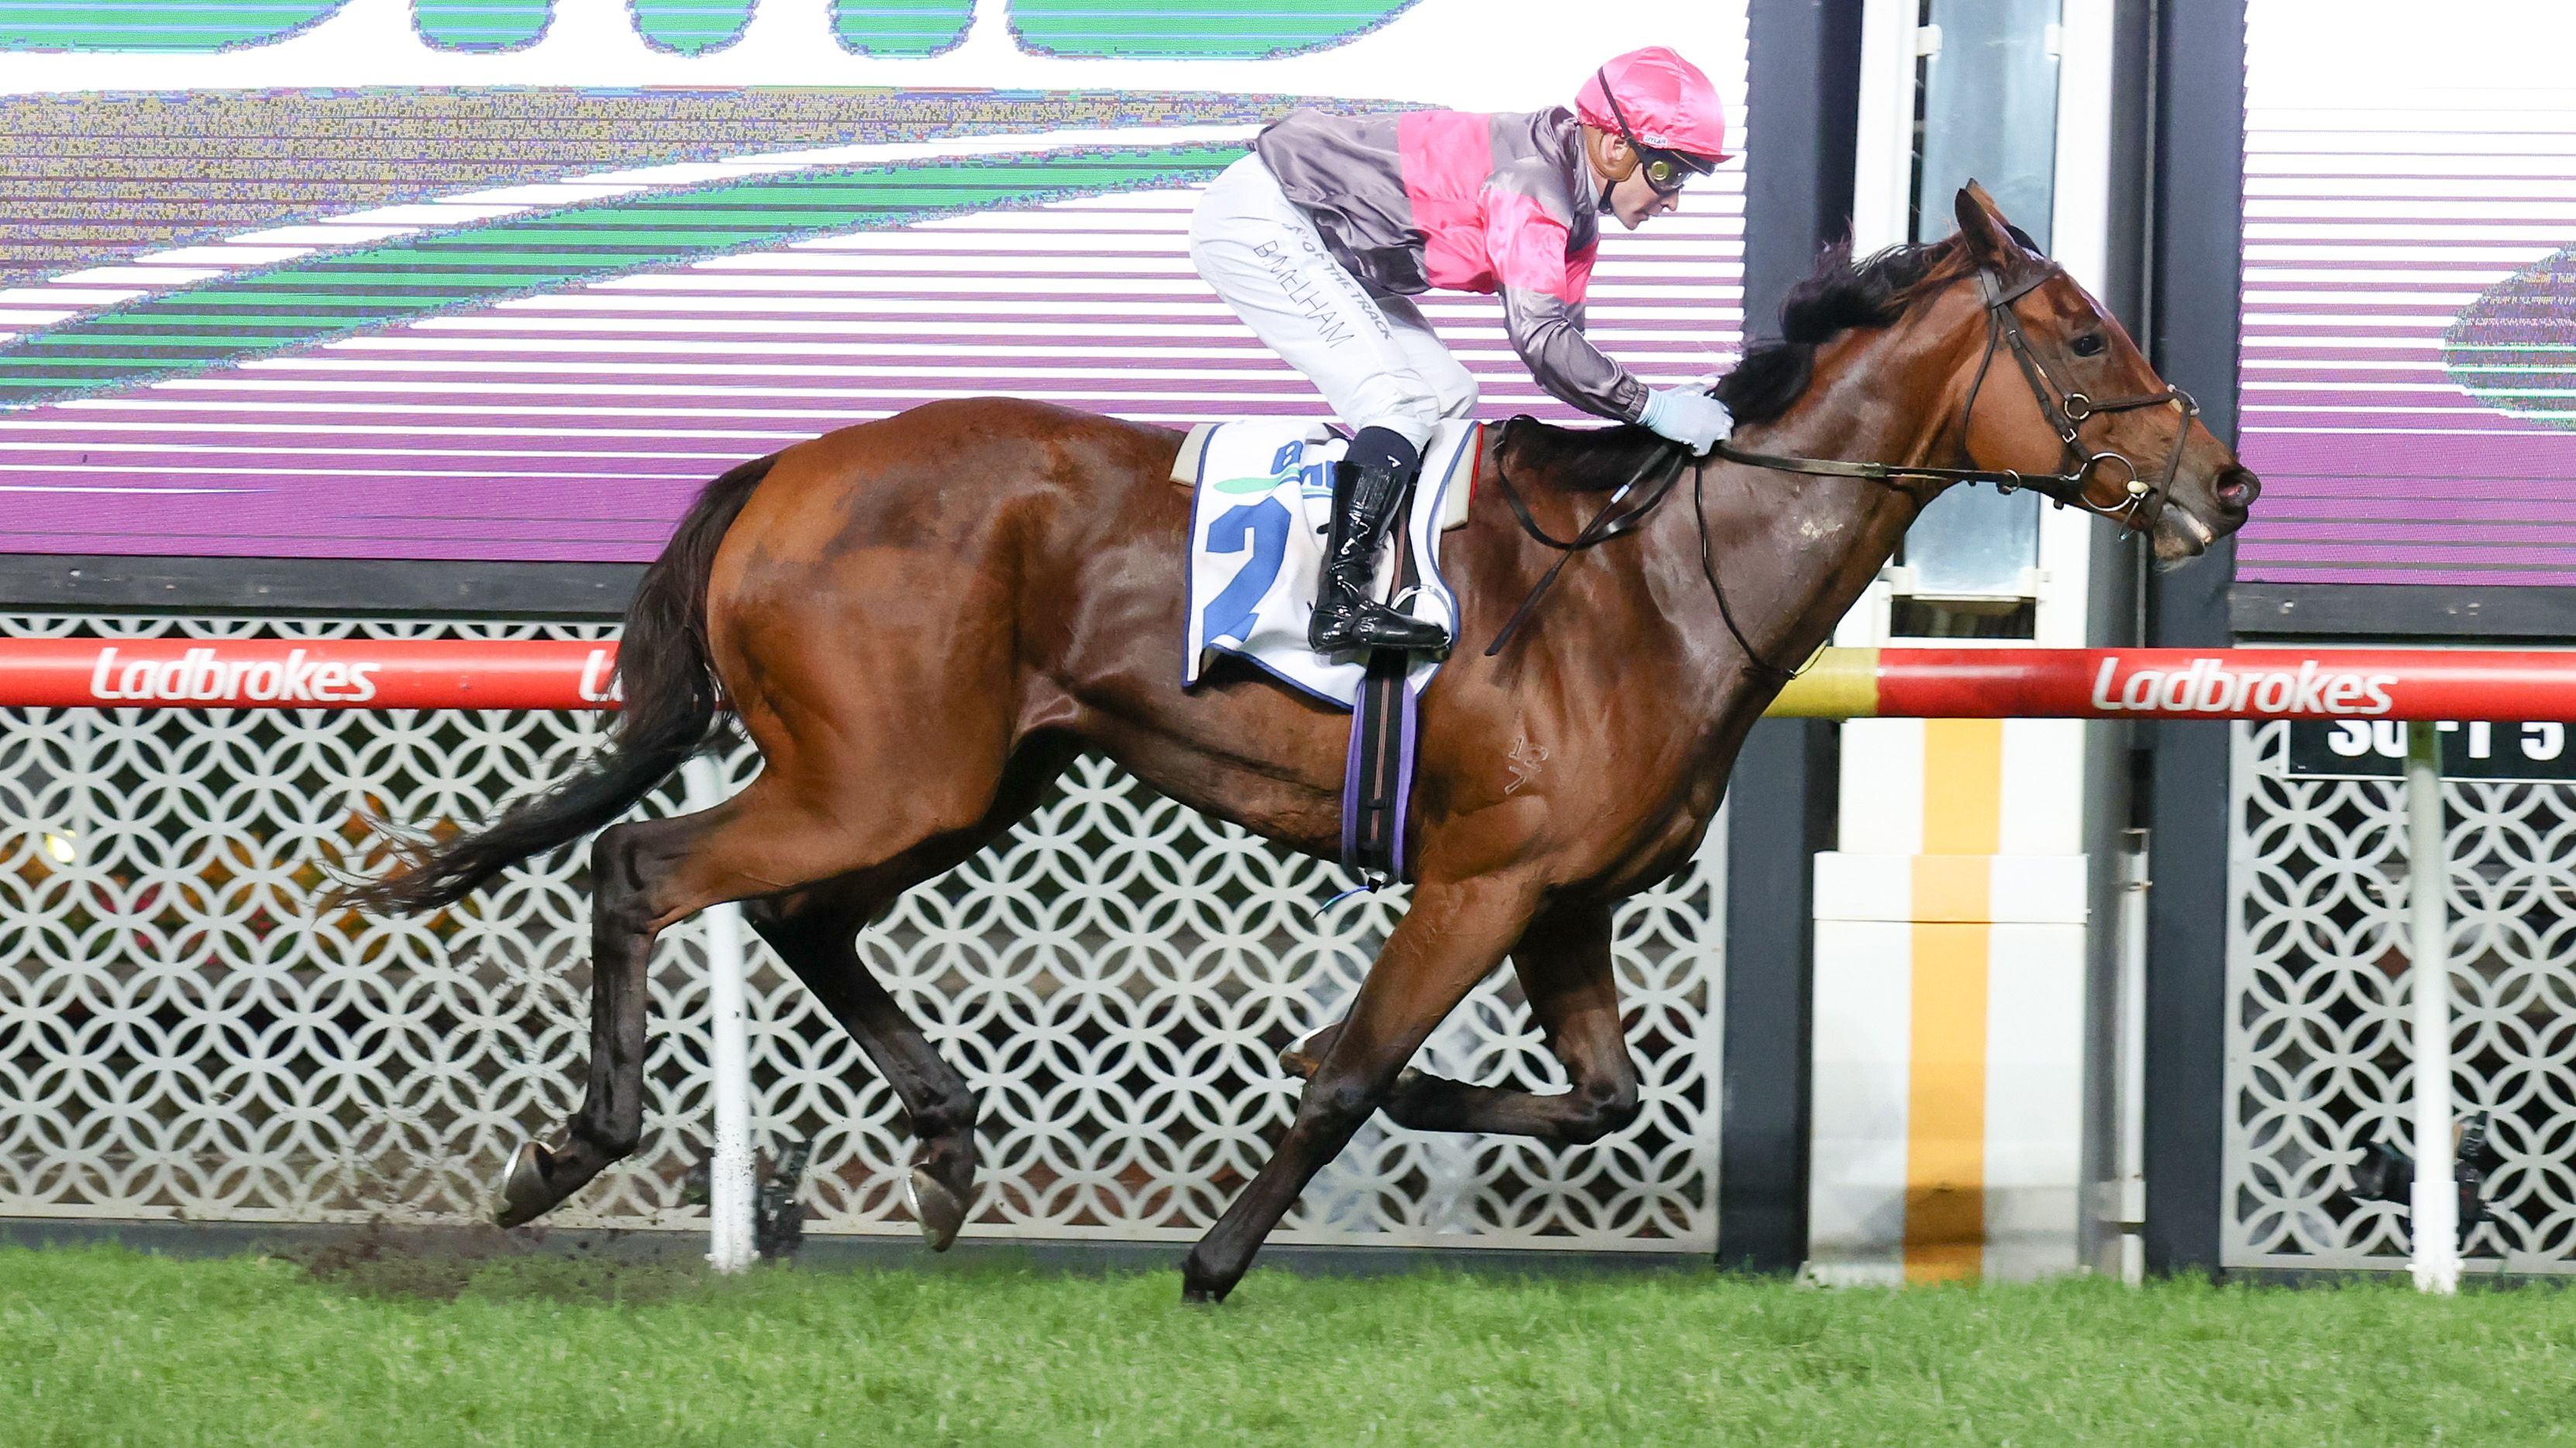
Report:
1174,418,1482,884
1169,422,1478,531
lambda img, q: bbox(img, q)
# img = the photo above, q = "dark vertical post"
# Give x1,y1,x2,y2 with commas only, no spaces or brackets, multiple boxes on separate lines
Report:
1717,0,1861,1274
1720,718,1838,1270
2140,0,2244,1277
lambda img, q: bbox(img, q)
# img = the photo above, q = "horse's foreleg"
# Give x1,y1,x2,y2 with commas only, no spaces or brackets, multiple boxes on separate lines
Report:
1181,874,1541,1303
1280,899,1640,1143
743,881,980,1251
1377,898,1641,1143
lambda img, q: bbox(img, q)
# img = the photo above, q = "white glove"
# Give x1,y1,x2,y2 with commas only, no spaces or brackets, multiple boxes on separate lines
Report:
1638,387,1733,453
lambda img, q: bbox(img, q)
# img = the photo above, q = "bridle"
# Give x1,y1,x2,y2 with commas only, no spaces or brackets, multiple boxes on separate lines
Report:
1485,262,2202,675
1716,264,2199,530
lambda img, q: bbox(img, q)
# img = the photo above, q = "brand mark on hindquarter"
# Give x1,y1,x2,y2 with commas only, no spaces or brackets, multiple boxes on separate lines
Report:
1505,734,1550,795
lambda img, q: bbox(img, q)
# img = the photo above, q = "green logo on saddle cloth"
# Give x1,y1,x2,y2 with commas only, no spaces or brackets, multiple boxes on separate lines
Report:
1211,473,1291,495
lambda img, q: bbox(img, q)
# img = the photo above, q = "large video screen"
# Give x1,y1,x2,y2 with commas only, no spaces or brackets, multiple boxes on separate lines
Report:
0,2,1745,564
2237,0,2576,588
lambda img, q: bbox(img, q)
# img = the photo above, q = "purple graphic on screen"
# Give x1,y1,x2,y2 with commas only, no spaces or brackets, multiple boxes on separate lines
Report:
0,203,1741,564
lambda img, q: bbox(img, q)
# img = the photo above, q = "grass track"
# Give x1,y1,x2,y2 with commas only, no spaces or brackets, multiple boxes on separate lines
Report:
5,1246,2574,1446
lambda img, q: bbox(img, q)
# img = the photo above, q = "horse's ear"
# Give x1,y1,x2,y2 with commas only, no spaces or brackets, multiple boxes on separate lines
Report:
1953,181,2040,274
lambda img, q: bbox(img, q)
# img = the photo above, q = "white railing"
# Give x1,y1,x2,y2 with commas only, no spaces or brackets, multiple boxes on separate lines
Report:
0,612,1723,1253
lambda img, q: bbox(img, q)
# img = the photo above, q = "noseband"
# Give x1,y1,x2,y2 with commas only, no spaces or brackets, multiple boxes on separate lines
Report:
1717,264,2199,529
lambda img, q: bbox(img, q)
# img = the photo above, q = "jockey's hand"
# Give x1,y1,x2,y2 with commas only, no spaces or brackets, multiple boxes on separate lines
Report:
1638,386,1734,453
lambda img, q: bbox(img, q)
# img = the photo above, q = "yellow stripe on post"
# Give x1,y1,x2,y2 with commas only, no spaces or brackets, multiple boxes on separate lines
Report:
1905,917,1989,1282
1909,854,1989,922
1764,646,1879,717
1903,717,2006,1282
1921,718,2004,854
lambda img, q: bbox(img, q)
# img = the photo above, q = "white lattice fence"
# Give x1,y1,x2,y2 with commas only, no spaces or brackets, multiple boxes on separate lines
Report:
2227,719,2576,1272
1,613,1721,1250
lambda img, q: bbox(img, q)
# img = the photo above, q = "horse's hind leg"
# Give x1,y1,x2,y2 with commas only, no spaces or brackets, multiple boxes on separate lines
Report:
495,807,721,1226
742,884,978,1249
736,742,1073,1250
493,761,1014,1227
1283,898,1641,1143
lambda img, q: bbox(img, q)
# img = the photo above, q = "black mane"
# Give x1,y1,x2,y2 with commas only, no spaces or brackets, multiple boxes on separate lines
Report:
1713,236,1970,426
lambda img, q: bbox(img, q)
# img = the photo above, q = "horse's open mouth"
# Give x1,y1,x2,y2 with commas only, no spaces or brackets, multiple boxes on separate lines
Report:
2154,507,2220,565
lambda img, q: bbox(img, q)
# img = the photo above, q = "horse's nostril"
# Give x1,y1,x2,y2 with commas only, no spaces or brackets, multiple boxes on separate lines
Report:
2216,468,2260,509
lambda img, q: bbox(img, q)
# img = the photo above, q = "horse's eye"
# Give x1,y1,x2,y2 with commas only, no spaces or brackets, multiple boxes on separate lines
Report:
2071,333,2106,357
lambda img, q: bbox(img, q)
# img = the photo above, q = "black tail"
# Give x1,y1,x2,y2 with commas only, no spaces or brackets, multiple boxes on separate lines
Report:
337,455,777,915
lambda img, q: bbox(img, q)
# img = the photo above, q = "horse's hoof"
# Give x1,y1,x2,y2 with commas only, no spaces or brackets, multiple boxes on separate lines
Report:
493,1140,554,1228
1278,1044,1321,1081
1178,1256,1232,1305
905,1166,967,1252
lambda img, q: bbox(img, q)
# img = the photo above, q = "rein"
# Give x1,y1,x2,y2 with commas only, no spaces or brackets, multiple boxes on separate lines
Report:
1483,438,1689,657
1484,262,2199,675
1484,436,1787,681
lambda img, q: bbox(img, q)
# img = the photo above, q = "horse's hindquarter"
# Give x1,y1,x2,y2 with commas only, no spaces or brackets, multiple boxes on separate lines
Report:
702,403,1056,808
701,399,1356,851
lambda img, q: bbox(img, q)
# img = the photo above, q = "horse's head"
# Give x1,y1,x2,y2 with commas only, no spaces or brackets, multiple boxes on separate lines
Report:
1947,182,2259,564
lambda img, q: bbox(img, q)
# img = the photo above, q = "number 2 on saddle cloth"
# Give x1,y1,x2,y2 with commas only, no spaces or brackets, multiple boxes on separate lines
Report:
1200,477,1417,888
1187,443,1425,889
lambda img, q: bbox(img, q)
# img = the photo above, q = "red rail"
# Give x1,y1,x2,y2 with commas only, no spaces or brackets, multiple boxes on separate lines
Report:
5,640,2575,721
1770,647,2576,722
0,638,620,711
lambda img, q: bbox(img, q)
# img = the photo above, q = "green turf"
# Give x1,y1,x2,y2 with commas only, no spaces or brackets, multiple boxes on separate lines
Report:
4,1245,2572,1446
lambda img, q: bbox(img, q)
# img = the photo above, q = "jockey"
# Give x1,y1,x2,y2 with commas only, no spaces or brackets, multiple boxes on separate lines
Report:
1189,46,1734,656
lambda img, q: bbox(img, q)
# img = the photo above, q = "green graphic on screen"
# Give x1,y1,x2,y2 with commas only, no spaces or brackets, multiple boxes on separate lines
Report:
0,0,1421,56
0,143,1247,405
0,0,347,51
832,0,973,56
635,0,753,54
1011,0,1421,58
414,0,547,51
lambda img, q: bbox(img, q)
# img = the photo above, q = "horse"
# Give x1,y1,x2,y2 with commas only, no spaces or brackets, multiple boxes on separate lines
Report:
344,184,2258,1302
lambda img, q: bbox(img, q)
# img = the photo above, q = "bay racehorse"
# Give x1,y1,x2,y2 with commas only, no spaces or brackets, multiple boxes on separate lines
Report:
346,185,2257,1301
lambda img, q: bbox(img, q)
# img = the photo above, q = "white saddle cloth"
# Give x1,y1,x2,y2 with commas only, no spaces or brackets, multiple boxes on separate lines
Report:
1179,418,1478,708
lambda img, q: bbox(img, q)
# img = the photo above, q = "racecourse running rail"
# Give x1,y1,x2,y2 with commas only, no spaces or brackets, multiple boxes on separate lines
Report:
6,636,2565,1291
12,637,2576,722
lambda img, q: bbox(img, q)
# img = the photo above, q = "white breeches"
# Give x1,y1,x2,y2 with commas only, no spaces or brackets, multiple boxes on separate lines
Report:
1188,154,1479,450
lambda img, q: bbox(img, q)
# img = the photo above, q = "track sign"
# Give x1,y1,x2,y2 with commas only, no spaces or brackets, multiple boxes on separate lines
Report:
2285,719,2576,781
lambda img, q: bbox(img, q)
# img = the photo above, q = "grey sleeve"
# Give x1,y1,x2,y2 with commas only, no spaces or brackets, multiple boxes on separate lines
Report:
1499,284,1651,422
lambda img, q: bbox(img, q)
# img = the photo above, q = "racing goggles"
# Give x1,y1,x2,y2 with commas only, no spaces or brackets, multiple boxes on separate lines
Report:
1595,67,1717,197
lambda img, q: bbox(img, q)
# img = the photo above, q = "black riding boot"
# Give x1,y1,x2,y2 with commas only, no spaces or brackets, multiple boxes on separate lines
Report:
1308,456,1450,653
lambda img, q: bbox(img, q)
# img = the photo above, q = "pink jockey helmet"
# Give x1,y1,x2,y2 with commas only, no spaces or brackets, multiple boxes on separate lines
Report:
1573,46,1730,163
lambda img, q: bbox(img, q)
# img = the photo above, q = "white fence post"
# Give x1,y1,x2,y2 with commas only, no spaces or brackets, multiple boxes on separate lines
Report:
2406,719,2459,1294
680,753,757,1273
2111,828,2151,1287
